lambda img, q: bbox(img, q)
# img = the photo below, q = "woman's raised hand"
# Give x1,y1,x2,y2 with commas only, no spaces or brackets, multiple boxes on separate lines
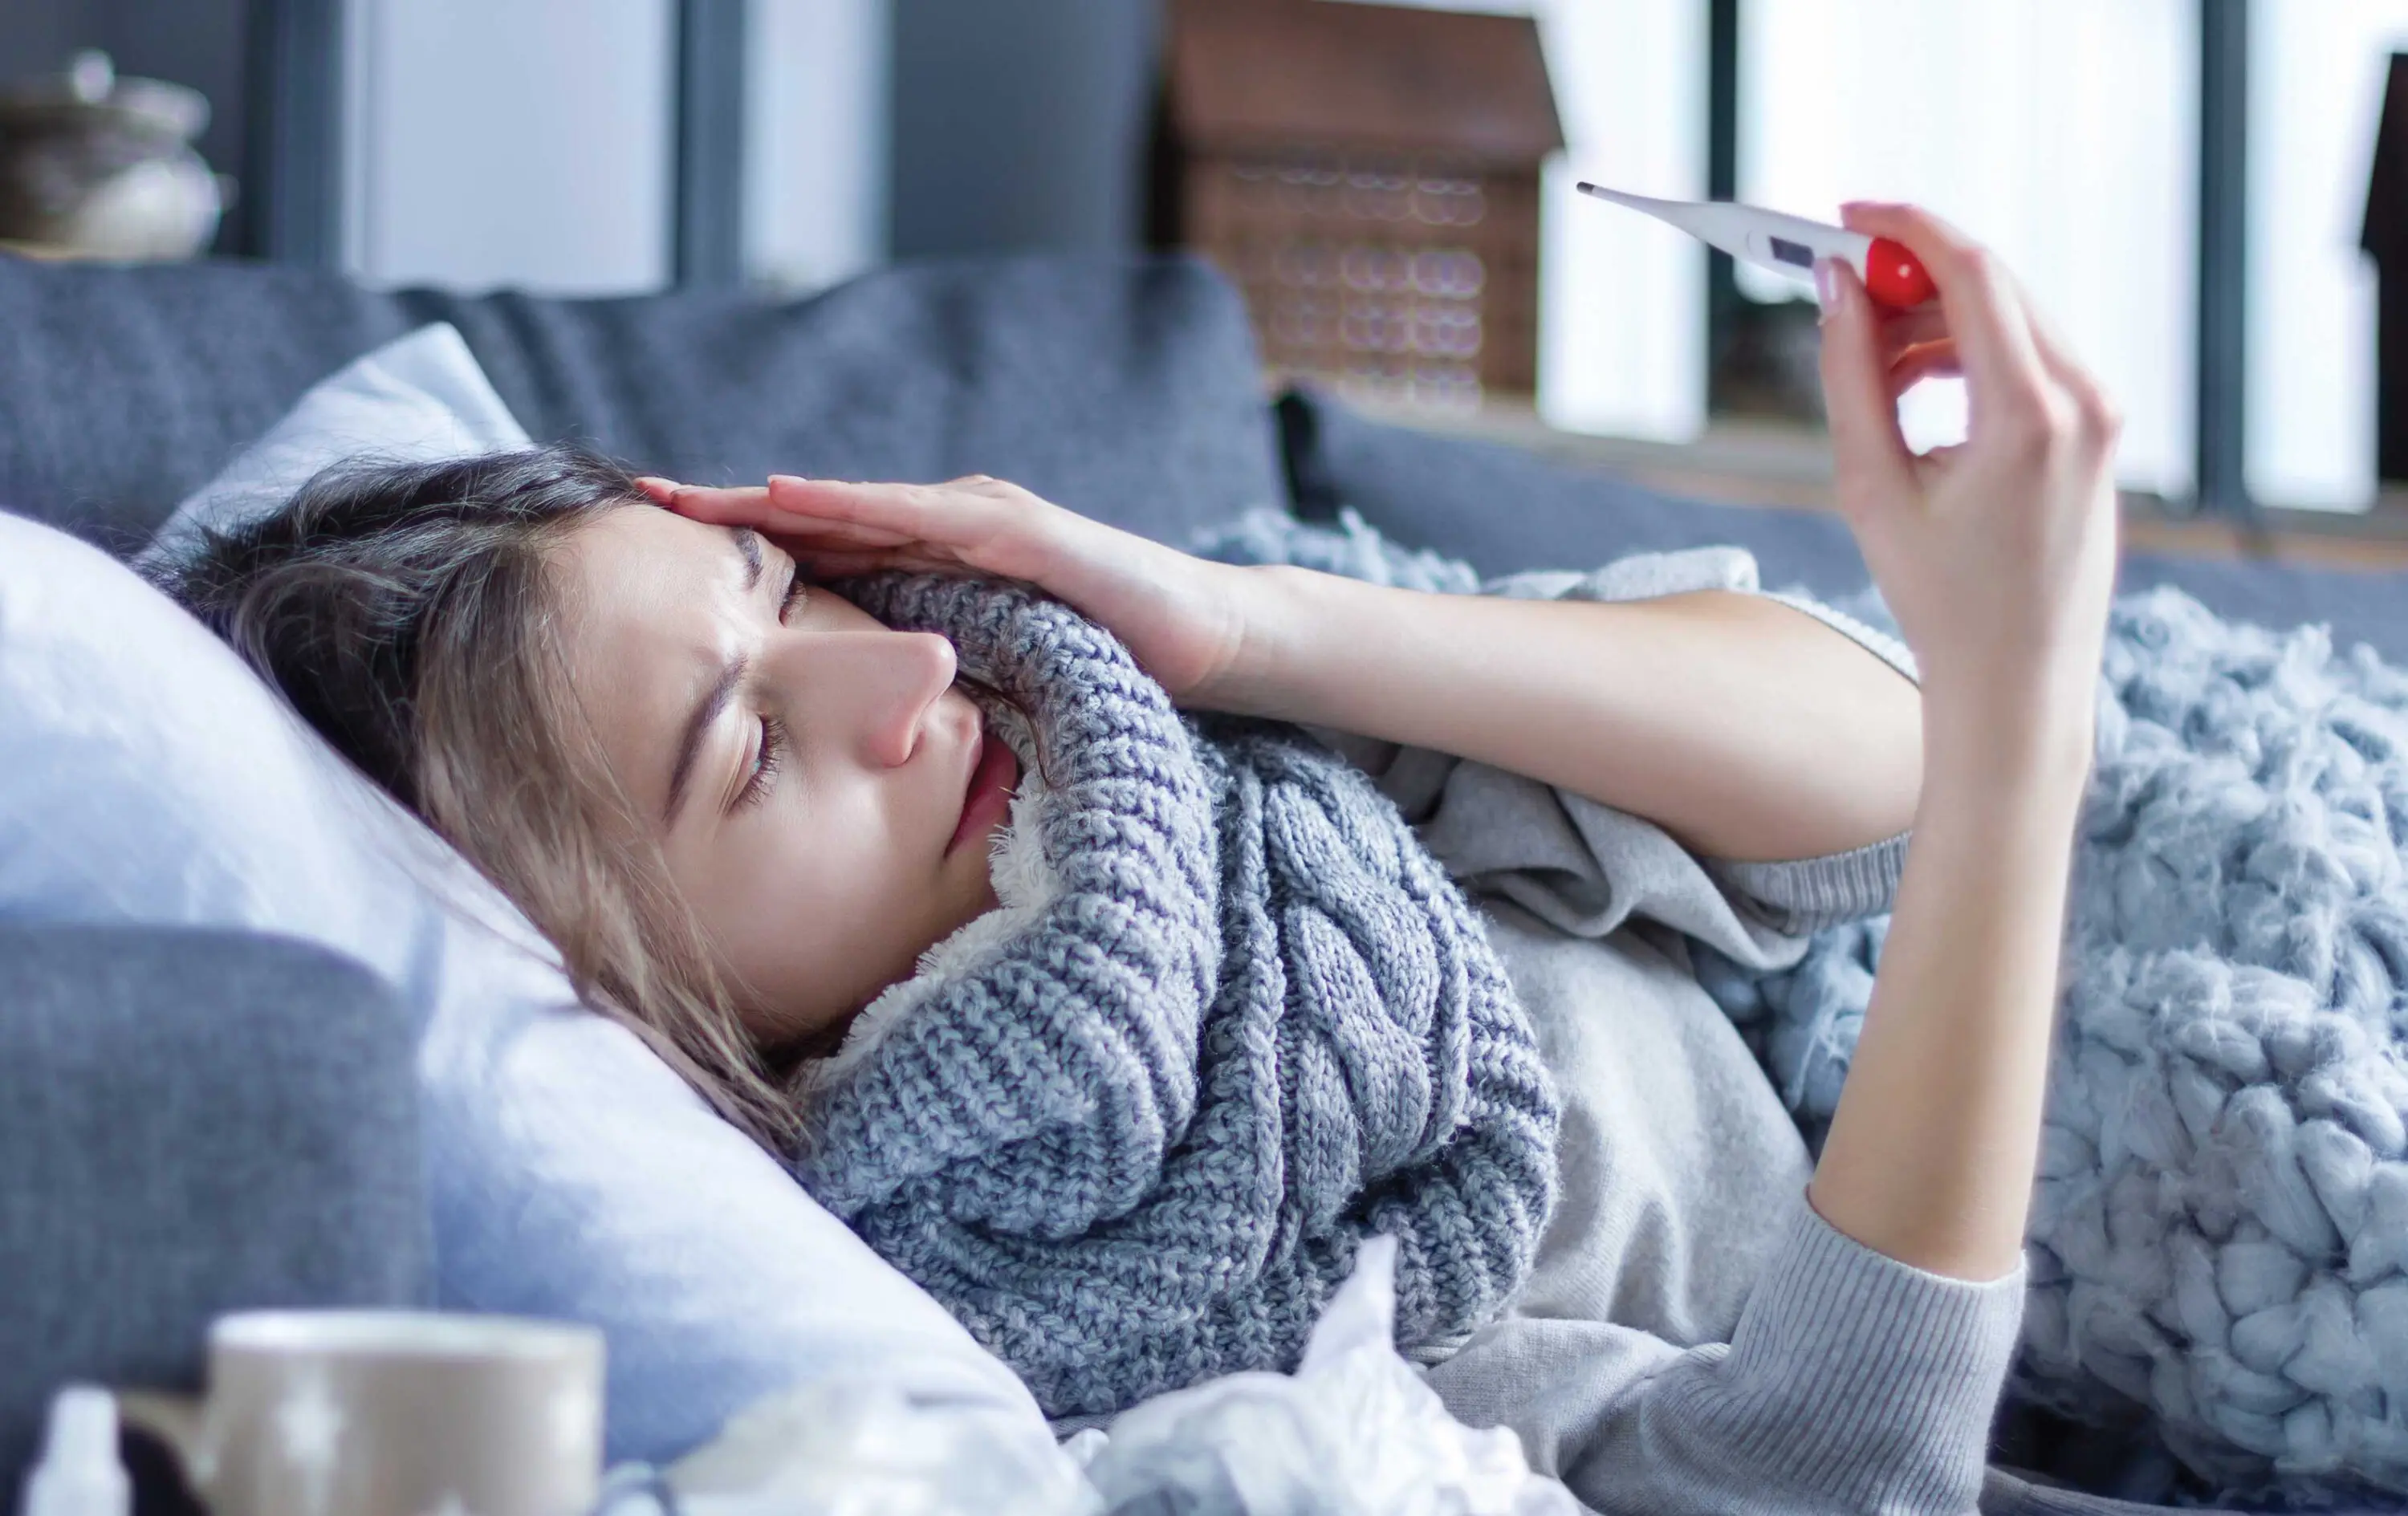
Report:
637,473,1263,705
1805,207,2121,1279
1816,202,2121,769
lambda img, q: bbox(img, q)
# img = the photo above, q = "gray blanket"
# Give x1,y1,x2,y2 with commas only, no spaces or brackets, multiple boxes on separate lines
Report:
1702,586,2408,1507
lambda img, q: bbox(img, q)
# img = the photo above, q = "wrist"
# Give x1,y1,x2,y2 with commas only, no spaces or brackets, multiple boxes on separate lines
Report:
1918,721,2093,840
1920,663,2097,774
1190,562,1319,717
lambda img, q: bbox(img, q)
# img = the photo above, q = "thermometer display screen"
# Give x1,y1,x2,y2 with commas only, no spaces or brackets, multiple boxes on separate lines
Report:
1768,236,1815,270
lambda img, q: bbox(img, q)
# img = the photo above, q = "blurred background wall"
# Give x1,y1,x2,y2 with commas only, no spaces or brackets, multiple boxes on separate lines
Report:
887,0,1157,260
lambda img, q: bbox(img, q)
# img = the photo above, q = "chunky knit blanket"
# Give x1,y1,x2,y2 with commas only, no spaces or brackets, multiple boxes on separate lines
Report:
788,569,1560,1420
1195,506,2408,1507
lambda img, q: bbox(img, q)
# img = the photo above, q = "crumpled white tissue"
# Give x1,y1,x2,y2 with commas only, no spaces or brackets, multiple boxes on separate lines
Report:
655,1381,1096,1516
595,1234,1573,1516
1077,1234,1577,1516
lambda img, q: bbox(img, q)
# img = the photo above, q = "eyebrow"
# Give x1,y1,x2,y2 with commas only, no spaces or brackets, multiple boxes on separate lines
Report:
732,526,764,592
660,528,769,826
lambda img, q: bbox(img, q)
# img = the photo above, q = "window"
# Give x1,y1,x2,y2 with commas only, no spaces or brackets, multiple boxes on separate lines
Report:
1533,0,1710,442
2251,3,2404,511
1735,1,2194,493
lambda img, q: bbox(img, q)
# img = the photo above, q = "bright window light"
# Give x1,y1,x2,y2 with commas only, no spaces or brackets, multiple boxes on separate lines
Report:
1736,0,2196,497
2249,4,2402,512
745,0,890,293
341,0,675,295
1534,0,1710,442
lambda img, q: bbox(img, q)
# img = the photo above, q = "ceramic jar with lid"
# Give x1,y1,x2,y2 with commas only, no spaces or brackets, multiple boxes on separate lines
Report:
0,51,228,260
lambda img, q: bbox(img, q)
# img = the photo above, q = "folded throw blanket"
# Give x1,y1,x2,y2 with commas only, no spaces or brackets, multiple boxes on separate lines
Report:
1192,505,2408,1507
788,570,1560,1419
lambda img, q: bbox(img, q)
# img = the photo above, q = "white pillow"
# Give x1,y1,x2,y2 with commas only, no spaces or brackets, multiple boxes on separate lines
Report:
0,337,1046,1465
137,323,534,569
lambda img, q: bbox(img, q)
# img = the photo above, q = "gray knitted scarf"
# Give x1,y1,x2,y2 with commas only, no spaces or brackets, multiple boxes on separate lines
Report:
786,569,1560,1420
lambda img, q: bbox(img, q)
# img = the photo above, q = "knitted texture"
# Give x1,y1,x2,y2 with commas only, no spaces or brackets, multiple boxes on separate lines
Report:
790,568,1560,1420
1707,587,2408,1506
1197,507,2408,1506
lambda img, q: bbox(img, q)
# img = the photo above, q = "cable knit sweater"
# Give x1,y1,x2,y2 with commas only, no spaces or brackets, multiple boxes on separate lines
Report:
789,568,1559,1418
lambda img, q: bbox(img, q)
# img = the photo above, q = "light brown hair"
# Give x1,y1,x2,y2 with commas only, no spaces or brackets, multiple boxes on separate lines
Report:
167,447,804,1147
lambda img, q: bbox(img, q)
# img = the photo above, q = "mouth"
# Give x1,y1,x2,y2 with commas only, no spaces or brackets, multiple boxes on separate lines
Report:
948,714,1021,855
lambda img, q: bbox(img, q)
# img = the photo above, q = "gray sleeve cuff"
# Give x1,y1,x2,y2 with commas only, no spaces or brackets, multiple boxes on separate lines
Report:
1610,1195,2026,1513
1706,831,1910,933
1762,589,1920,686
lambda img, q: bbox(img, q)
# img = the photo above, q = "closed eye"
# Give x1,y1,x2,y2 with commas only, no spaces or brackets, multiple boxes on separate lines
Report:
737,714,787,811
734,563,811,811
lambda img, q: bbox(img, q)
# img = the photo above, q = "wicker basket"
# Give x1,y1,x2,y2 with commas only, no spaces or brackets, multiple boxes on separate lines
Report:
1156,0,1559,412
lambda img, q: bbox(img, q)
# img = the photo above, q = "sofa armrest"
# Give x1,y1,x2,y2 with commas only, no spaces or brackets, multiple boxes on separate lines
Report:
0,922,429,1482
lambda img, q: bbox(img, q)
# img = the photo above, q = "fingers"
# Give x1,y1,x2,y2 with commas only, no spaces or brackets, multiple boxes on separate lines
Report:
1874,304,1953,353
1886,339,1963,403
764,476,1031,552
1843,202,2125,473
2011,303,2125,463
652,478,921,548
1840,202,2051,437
1816,256,1915,503
644,473,1075,591
653,482,767,521
1869,304,1954,402
766,477,928,539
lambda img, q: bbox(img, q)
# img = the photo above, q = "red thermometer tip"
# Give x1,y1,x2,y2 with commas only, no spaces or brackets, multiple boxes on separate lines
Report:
1863,237,1936,309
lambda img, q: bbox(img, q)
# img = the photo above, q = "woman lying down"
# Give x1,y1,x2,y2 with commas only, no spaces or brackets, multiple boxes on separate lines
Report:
162,205,2376,1513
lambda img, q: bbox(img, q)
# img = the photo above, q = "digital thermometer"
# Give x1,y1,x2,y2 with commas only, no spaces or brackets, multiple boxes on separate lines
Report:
1575,183,1938,311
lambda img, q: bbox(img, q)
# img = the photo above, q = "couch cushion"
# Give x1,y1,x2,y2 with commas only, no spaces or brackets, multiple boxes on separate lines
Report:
1280,386,2408,665
0,922,427,1486
0,251,1283,559
1275,388,1877,601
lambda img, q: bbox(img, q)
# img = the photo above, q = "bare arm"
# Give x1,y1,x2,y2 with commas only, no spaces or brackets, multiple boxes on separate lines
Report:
1207,574,1922,864
1812,709,2089,1278
651,472,1923,867
1796,205,2121,1282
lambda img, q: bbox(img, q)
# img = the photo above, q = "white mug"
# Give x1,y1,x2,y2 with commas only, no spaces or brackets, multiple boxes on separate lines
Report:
118,1311,604,1516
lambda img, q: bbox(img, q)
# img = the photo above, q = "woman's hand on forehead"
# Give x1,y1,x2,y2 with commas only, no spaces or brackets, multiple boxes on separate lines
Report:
634,473,1275,708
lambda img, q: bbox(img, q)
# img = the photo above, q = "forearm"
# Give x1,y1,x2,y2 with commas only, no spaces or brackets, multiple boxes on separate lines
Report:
1211,563,1922,862
1807,707,2093,1280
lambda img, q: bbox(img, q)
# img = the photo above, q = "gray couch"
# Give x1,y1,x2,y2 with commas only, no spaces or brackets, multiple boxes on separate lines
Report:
6,247,2406,1502
0,925,426,1490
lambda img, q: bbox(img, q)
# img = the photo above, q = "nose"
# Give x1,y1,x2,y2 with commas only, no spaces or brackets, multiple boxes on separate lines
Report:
773,626,958,770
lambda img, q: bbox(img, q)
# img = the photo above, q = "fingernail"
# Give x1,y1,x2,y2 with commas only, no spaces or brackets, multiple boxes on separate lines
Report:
1814,258,1841,320
769,473,807,487
633,475,675,491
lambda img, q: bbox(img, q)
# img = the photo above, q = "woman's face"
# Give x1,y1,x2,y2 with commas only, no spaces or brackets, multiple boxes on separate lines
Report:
548,503,1018,1052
